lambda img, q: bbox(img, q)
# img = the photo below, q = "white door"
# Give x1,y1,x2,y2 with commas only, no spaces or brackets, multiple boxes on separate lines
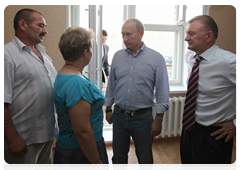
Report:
88,5,103,90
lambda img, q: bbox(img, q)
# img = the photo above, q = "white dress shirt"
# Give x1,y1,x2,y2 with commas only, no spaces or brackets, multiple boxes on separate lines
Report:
185,45,236,126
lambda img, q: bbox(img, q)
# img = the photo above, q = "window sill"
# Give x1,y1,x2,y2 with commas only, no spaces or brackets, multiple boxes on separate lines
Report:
170,84,187,94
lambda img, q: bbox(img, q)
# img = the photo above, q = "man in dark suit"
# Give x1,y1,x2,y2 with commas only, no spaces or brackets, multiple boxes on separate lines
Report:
102,30,110,83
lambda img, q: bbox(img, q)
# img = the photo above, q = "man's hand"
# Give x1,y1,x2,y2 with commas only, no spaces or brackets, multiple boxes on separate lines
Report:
8,135,28,157
151,114,164,136
211,120,236,143
105,106,113,124
4,103,28,157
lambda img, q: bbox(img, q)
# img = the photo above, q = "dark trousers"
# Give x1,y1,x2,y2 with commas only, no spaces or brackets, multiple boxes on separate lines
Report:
54,137,108,164
180,122,233,164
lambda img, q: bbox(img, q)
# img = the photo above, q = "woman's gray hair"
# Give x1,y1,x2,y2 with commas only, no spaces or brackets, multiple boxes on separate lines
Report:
59,26,95,61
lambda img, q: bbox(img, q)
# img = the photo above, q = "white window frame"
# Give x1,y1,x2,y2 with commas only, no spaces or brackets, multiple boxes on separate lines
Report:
143,24,184,85
127,5,185,88
176,5,187,25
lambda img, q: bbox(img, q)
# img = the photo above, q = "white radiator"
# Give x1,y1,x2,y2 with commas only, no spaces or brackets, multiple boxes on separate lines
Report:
153,96,186,138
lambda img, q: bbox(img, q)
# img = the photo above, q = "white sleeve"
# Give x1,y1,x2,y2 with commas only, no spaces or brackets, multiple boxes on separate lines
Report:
233,118,238,129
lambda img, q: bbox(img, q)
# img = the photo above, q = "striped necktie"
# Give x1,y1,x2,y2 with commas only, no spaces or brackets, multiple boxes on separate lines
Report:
182,55,203,131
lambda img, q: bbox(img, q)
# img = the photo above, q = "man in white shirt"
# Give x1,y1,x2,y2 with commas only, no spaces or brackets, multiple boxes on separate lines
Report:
180,15,236,164
4,8,57,164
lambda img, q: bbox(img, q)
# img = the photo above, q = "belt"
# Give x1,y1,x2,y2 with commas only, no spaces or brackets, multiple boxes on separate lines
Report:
194,122,222,132
116,105,151,117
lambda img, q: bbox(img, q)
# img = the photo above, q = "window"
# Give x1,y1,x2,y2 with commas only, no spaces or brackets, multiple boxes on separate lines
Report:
99,5,185,85
136,5,176,25
102,5,124,65
135,5,184,84
185,5,204,22
142,25,184,84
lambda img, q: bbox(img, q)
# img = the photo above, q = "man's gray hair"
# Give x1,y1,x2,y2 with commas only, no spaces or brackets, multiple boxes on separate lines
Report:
189,15,218,40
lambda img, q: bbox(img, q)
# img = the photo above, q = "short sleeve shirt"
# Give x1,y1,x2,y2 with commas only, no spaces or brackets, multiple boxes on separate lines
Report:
4,36,57,149
54,73,105,149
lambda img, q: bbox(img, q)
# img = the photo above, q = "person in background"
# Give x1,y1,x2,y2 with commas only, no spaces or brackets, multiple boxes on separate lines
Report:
4,8,57,164
104,18,169,164
53,26,108,164
102,30,110,83
181,15,236,164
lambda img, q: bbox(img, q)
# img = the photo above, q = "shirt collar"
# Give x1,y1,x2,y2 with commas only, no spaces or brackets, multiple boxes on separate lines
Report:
12,35,46,53
12,35,27,52
198,44,217,61
125,42,145,57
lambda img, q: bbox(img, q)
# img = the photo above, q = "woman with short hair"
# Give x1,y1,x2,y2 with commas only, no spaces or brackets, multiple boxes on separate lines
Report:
53,26,108,164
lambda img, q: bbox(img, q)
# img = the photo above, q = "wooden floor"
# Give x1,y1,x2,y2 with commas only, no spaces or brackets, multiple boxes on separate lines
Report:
106,136,236,164
107,136,238,170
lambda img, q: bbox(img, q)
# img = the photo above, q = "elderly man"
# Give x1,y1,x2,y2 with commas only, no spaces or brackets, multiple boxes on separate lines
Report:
181,15,236,164
104,18,169,164
4,8,57,164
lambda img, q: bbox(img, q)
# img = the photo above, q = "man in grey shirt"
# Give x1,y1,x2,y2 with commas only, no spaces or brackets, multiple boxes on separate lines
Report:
105,19,169,164
4,8,57,164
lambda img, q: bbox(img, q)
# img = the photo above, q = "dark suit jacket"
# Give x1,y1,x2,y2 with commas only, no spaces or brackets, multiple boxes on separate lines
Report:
102,44,109,77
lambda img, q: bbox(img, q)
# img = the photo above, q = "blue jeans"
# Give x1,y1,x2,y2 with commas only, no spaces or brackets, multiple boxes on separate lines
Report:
112,105,154,164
